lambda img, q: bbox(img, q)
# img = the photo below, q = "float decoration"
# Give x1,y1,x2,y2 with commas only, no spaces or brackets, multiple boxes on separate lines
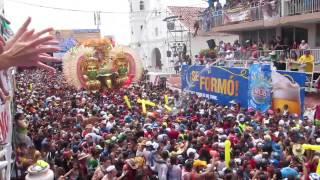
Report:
63,38,142,91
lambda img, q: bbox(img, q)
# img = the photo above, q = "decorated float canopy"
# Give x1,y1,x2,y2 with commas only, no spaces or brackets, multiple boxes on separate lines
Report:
62,38,142,91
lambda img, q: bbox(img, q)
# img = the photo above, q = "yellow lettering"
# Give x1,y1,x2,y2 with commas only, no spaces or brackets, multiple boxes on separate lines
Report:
217,78,227,94
205,77,210,92
227,80,235,96
211,78,217,92
200,77,206,90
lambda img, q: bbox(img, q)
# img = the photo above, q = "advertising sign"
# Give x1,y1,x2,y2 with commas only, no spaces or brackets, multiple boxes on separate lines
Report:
181,65,249,107
248,63,272,112
181,65,306,114
51,29,101,58
273,70,306,116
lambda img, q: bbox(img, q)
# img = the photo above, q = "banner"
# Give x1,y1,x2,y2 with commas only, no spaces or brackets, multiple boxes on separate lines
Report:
273,70,306,116
248,63,272,112
261,1,279,20
181,65,249,107
224,9,250,24
0,69,13,145
51,29,101,57
181,65,306,115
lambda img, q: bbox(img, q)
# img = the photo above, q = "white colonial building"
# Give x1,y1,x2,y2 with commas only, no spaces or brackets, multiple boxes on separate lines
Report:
128,0,237,72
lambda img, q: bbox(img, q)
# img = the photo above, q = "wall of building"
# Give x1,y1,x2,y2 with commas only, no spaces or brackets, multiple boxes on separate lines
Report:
287,23,317,48
191,35,238,57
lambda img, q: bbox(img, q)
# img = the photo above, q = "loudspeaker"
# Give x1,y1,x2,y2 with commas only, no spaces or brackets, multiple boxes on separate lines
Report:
207,39,216,49
167,22,175,30
167,51,172,57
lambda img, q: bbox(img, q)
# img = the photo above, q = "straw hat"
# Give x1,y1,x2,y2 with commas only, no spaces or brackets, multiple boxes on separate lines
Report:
292,144,305,157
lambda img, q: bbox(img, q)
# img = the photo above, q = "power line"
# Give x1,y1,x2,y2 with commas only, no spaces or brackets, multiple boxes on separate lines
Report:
7,0,129,14
7,0,207,15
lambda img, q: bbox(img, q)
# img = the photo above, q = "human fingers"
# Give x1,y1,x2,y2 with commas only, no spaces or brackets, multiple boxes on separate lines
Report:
0,36,5,46
5,17,31,50
39,55,61,63
20,29,35,42
0,40,4,54
29,46,59,55
42,40,59,46
31,28,54,40
28,36,54,48
37,61,56,74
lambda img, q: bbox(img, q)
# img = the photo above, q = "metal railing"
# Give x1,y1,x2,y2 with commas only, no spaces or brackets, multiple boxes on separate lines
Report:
201,0,320,28
200,2,279,29
284,0,320,15
210,49,320,92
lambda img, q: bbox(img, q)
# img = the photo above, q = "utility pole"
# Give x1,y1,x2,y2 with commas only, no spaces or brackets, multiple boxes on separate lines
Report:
94,11,101,30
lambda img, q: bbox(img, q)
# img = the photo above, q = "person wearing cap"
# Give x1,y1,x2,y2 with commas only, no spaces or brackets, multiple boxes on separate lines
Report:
298,50,314,72
101,165,120,180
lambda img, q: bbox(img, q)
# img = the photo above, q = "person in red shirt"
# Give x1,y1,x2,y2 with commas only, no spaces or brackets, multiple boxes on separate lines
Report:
167,125,179,139
144,127,154,139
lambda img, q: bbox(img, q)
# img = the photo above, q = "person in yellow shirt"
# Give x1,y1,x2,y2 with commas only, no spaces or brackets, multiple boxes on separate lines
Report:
298,50,314,72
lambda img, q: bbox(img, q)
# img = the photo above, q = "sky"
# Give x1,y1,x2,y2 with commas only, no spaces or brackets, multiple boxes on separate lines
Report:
4,0,208,45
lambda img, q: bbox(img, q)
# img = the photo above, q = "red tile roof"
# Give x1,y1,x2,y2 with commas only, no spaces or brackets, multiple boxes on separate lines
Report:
167,6,205,31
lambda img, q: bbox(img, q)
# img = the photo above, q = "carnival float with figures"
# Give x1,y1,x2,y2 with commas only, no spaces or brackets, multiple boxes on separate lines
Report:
62,38,142,91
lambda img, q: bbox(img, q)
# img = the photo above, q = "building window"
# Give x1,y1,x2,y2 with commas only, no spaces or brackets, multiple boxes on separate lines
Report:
316,24,320,46
155,27,159,36
140,1,145,11
130,3,133,13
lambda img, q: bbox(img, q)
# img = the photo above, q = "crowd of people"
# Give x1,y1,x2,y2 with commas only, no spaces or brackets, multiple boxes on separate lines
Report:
195,39,317,71
12,67,320,180
0,15,318,180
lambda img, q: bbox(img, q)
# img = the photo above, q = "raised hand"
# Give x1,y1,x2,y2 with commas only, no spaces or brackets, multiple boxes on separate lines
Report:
0,17,61,73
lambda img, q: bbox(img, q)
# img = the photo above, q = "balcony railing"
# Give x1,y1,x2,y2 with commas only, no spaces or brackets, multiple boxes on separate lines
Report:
284,0,320,15
200,2,280,30
209,49,320,92
200,0,320,29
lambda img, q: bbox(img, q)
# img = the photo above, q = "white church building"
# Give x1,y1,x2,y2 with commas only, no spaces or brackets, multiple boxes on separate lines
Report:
128,0,237,73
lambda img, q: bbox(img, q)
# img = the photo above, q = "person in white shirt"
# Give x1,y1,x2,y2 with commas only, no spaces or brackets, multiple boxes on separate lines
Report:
299,40,309,50
150,151,169,180
225,50,235,67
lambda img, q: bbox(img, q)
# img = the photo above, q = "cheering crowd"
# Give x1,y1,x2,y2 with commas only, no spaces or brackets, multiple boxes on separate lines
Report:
13,68,320,180
0,16,318,180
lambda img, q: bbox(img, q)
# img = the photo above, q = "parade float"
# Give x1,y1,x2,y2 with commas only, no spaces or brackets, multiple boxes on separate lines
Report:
62,38,142,91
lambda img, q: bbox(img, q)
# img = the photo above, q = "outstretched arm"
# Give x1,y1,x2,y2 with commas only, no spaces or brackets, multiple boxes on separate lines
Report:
0,17,60,73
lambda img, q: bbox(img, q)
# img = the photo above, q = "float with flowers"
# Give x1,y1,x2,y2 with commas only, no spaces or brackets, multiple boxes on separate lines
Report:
62,38,142,91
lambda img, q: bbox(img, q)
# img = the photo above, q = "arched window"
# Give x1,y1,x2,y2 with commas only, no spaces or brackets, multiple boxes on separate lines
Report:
140,1,145,11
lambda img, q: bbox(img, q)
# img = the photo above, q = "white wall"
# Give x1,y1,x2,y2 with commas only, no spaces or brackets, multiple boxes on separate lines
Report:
190,35,238,57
